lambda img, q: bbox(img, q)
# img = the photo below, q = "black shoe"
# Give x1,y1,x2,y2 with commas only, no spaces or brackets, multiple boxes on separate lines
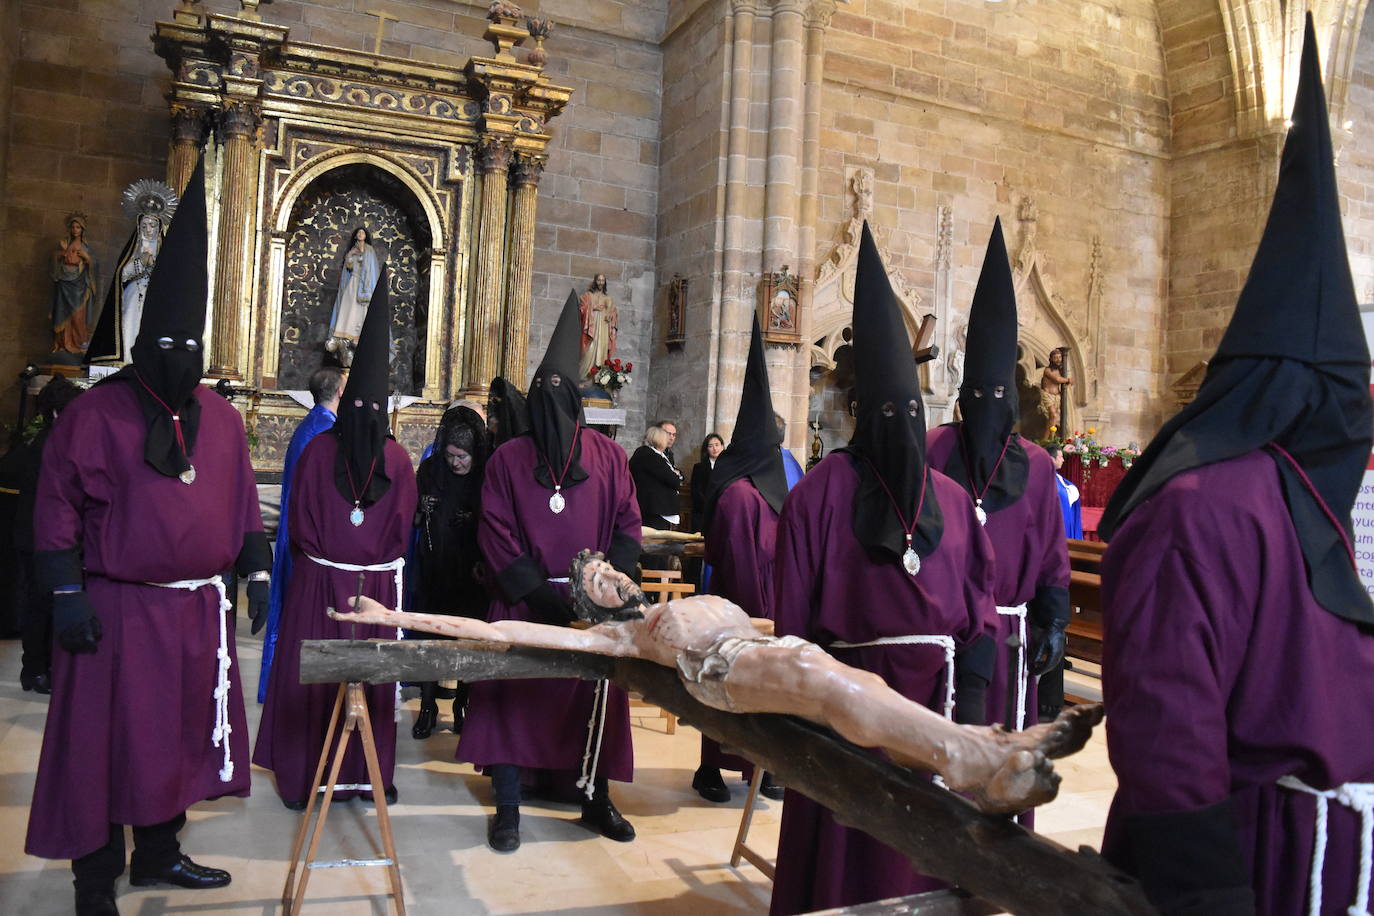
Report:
283,798,307,811
21,671,52,694
488,804,521,852
692,766,731,803
412,702,438,739
451,701,465,734
74,889,119,916
758,773,785,801
129,854,231,889
579,800,636,842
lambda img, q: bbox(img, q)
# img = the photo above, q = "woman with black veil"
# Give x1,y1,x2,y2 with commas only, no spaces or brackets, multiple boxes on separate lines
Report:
410,405,490,738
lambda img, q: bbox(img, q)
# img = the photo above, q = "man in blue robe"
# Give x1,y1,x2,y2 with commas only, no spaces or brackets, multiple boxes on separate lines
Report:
257,367,343,702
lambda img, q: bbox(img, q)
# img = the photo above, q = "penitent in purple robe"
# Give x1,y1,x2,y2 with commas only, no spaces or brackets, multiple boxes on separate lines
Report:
926,428,1069,733
27,383,261,860
769,453,997,916
458,428,640,782
1102,450,1374,915
701,478,779,775
252,433,417,803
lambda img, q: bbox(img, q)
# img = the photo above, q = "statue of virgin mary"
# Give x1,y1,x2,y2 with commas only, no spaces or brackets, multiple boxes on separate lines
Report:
325,226,382,367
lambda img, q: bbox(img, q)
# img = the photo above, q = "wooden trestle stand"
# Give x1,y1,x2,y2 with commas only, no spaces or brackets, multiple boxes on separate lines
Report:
281,682,406,916
729,765,775,880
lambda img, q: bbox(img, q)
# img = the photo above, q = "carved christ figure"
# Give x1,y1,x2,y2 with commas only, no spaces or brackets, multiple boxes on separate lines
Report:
335,551,1103,816
578,273,618,380
1039,348,1071,433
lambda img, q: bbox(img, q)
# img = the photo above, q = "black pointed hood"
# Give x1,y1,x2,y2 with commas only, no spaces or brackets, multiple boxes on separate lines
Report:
332,266,393,507
701,315,788,534
110,157,208,479
951,217,1029,513
839,222,943,560
1101,14,1374,627
528,290,588,490
487,375,531,447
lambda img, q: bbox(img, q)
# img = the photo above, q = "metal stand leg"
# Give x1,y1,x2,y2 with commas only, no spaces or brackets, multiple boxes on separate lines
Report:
281,682,406,915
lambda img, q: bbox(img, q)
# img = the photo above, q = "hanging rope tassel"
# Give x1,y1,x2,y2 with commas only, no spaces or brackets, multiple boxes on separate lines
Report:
144,575,235,783
997,604,1029,732
576,679,610,801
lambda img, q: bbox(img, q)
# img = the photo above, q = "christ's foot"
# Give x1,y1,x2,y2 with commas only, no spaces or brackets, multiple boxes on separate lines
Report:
941,704,1104,816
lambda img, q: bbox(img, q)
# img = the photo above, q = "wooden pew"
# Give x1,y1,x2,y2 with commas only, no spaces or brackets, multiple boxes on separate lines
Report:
1065,539,1106,702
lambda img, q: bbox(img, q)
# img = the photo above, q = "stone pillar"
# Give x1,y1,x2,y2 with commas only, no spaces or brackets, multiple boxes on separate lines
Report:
167,103,208,194
503,153,545,385
763,1,805,271
713,0,759,434
790,1,834,443
463,137,513,396
208,100,260,379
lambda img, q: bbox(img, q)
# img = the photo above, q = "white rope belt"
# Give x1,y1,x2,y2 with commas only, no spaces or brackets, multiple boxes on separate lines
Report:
997,604,1028,732
143,575,234,783
306,554,405,721
829,635,957,722
1279,775,1374,916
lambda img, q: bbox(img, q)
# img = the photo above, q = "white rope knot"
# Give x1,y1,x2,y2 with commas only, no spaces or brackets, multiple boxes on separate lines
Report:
305,554,406,720
143,574,234,784
996,604,1028,732
1279,775,1374,916
577,679,611,800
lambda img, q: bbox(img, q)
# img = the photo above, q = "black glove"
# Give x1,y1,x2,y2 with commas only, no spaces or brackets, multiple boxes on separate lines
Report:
523,582,575,625
1027,585,1070,677
953,634,995,726
53,590,102,654
247,580,269,635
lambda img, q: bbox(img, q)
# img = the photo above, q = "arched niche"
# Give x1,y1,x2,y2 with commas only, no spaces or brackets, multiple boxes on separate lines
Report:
271,161,436,395
259,149,449,396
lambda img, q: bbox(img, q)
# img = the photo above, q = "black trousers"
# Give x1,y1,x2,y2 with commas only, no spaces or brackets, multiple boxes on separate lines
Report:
15,549,51,678
71,812,185,891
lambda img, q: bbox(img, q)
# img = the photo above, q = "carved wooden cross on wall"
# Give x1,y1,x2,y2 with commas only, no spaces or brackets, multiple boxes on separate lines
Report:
364,9,400,57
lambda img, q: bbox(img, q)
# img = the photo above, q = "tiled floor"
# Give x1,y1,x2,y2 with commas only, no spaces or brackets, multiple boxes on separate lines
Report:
0,627,1113,914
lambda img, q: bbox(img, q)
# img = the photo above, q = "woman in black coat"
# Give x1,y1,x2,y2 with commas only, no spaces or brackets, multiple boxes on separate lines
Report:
628,424,682,530
411,405,489,738
689,433,724,532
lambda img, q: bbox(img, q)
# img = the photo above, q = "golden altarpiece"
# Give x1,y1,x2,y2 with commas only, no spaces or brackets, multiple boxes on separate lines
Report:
148,2,569,469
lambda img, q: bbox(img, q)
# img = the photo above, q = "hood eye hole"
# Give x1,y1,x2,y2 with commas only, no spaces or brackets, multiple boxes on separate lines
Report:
157,337,173,350
880,401,895,418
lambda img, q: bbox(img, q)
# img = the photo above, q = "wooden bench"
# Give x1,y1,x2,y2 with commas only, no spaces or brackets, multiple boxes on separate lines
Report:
1064,540,1106,701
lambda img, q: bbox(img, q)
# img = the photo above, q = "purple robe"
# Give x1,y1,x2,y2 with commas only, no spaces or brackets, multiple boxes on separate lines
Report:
458,429,640,782
926,428,1069,733
26,383,261,860
252,434,417,803
769,453,997,915
1102,450,1374,915
701,478,779,775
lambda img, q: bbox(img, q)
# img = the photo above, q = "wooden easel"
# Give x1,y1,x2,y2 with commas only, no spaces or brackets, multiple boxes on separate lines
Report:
729,765,775,880
282,682,406,915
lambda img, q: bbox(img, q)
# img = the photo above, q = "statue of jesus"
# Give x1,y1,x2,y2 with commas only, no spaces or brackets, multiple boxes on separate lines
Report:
578,273,618,380
335,550,1103,816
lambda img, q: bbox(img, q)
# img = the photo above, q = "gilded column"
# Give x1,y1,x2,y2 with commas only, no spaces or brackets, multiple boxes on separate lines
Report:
209,99,260,379
167,104,208,194
463,137,514,395
503,153,545,384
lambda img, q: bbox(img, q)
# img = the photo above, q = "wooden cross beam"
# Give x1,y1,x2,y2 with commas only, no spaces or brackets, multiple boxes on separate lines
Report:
299,639,1156,916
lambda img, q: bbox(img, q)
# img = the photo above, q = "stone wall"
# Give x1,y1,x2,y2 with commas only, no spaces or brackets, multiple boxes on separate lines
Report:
813,0,1172,445
0,0,665,444
651,0,730,457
